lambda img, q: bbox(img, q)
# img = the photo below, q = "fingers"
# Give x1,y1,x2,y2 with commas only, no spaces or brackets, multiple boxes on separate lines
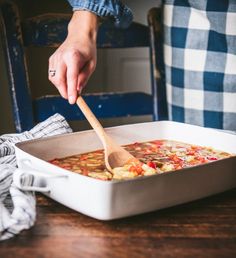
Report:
48,54,67,99
77,61,96,94
49,51,80,104
49,47,96,104
66,53,80,104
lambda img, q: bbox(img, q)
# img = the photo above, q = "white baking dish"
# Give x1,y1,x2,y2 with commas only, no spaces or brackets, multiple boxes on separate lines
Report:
14,121,236,220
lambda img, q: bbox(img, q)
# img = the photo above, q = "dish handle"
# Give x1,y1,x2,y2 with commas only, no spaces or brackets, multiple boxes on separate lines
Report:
13,159,68,193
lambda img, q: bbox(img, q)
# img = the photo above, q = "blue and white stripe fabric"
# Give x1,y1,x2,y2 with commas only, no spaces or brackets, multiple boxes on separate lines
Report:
164,0,236,130
0,114,72,241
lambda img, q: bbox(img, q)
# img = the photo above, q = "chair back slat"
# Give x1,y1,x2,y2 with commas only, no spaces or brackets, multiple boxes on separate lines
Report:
22,14,149,48
34,92,153,122
97,22,149,48
22,14,69,47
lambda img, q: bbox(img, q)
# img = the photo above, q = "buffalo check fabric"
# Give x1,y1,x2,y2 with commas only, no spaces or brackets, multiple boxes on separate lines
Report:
0,114,72,241
164,0,236,130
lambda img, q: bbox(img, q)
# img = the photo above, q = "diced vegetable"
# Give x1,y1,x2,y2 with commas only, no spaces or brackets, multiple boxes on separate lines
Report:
49,139,233,181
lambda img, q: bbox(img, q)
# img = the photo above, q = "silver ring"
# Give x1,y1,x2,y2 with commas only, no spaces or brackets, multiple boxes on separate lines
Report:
49,69,56,77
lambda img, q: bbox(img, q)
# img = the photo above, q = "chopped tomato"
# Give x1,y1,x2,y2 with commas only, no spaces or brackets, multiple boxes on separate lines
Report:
150,146,158,153
147,161,156,169
191,145,202,151
80,155,88,161
129,164,143,175
195,156,207,163
50,159,60,165
81,168,89,176
169,154,182,163
152,140,164,146
60,164,71,169
128,166,135,172
207,156,218,161
187,150,195,155
174,164,183,170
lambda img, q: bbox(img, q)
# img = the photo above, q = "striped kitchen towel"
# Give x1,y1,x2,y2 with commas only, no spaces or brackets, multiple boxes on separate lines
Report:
0,113,72,241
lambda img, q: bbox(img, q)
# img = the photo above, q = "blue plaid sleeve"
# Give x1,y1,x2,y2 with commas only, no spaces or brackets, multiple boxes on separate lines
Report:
164,0,236,131
67,0,133,28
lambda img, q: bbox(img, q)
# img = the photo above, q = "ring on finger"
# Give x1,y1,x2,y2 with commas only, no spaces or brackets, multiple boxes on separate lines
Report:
49,69,56,77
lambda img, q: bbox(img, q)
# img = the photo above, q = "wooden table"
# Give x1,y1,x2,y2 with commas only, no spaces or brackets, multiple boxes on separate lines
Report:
1,189,236,258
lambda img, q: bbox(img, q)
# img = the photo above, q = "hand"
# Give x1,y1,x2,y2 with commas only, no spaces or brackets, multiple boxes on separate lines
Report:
48,11,98,104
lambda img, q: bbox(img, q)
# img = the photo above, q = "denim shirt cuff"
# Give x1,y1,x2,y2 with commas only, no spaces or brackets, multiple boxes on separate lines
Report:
67,1,133,28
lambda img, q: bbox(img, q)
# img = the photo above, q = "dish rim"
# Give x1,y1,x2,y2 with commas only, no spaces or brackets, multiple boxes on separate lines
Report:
15,120,236,185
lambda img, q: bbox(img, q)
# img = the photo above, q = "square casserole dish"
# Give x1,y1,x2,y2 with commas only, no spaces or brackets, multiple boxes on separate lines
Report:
14,121,236,220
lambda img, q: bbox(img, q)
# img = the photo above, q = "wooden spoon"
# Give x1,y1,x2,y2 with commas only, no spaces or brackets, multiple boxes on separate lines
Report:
76,96,138,172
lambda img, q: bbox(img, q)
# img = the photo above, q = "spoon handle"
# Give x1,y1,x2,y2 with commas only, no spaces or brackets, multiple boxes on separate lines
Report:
76,96,108,147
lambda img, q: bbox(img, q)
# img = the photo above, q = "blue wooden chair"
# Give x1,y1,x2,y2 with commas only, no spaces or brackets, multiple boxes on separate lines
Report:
148,7,168,122
0,1,167,133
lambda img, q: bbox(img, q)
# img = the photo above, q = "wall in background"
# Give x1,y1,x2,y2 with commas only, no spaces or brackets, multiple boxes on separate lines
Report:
0,0,159,134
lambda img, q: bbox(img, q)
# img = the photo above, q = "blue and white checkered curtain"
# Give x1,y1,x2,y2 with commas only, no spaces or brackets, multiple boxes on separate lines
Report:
164,0,236,130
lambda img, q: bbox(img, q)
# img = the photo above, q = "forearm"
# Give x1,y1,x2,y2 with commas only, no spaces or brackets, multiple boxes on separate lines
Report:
67,10,99,43
49,10,98,104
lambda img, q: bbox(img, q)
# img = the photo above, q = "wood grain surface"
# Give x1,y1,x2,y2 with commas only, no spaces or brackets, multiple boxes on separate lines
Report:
1,189,236,258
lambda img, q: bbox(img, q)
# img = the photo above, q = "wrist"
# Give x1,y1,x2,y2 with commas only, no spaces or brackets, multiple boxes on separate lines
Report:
68,11,99,42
